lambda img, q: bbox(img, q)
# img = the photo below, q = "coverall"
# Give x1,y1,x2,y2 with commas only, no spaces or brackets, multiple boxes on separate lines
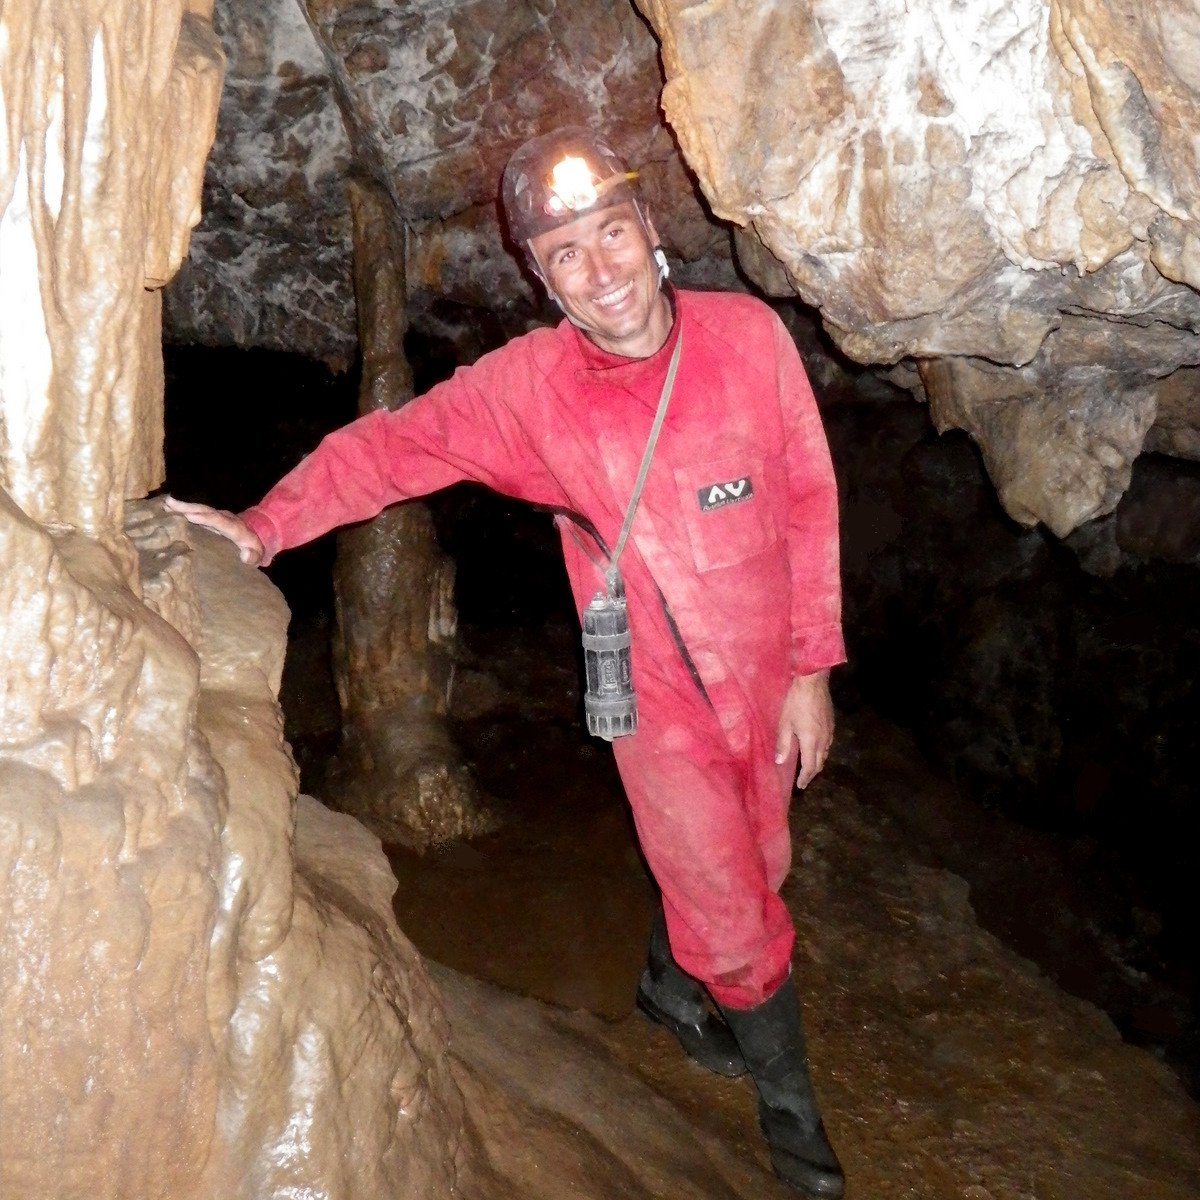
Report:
242,288,845,1009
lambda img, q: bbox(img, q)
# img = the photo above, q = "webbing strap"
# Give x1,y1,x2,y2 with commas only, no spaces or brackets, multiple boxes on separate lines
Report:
605,328,683,593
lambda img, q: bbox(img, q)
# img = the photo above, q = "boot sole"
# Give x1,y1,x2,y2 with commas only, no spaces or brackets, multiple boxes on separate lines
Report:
635,989,748,1078
767,1145,845,1199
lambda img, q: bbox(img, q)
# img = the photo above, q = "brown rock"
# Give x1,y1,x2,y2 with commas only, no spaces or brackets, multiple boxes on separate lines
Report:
639,0,1200,533
331,178,492,849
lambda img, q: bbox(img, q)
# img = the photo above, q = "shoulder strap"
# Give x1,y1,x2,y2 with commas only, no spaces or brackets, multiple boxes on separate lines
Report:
605,328,683,593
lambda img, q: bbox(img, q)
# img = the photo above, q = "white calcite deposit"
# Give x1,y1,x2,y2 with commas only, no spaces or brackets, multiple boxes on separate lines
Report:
639,0,1200,533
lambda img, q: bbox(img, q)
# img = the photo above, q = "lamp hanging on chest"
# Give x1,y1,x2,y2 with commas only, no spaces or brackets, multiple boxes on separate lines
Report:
568,328,683,741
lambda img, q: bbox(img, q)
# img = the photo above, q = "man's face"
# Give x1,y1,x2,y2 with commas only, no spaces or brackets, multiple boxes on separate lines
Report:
529,201,671,358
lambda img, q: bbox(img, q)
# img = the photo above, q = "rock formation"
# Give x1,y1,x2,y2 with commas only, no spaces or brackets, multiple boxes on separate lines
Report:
163,0,358,369
330,177,491,848
636,0,1200,533
165,0,735,365
0,3,463,1195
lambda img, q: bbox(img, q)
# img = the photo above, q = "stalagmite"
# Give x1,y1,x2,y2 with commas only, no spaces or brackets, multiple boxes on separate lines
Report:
330,176,491,848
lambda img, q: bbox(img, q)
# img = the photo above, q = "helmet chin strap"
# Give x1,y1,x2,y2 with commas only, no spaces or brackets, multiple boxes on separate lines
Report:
528,205,670,338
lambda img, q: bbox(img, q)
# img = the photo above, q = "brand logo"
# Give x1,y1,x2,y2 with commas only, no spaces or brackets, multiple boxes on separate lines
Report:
697,476,754,512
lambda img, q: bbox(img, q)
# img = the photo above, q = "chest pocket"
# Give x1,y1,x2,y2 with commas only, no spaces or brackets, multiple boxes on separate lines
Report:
673,456,777,572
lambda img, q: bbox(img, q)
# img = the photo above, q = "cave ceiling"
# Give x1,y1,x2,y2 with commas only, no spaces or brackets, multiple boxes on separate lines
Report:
165,0,1200,536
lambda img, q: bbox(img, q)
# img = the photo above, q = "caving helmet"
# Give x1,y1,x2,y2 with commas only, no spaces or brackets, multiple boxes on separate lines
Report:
502,126,642,244
501,125,670,315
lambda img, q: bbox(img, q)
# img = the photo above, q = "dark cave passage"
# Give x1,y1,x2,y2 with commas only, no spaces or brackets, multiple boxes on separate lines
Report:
162,334,1200,1098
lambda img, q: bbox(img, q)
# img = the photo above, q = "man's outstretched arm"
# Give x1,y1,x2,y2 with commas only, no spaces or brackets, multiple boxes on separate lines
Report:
166,337,570,567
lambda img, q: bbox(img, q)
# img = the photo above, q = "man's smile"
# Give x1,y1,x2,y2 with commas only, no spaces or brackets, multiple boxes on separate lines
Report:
593,279,635,308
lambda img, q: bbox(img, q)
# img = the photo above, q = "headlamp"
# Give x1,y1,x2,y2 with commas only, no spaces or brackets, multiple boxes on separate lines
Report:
547,156,599,214
503,127,641,242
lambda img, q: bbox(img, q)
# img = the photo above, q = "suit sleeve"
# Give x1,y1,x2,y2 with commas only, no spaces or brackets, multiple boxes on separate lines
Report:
772,315,846,676
241,340,568,565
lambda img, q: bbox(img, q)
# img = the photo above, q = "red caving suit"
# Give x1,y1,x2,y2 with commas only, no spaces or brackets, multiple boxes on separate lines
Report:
241,289,845,1009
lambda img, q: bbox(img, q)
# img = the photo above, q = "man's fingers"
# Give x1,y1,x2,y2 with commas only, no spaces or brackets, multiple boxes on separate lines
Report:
795,731,831,789
163,495,264,566
774,723,793,766
162,495,216,517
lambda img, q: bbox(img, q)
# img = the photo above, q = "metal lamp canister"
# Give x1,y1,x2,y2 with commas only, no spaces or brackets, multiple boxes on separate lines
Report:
582,584,636,739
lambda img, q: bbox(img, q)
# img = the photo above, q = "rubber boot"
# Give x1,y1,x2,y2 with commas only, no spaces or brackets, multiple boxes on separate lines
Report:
719,976,844,1198
635,907,747,1077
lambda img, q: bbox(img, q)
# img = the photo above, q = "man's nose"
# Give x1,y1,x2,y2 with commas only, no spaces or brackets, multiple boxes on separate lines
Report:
585,246,616,287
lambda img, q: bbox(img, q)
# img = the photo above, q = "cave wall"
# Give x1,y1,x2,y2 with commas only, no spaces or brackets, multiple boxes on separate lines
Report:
168,0,1200,538
0,3,464,1195
163,0,358,367
637,0,1200,535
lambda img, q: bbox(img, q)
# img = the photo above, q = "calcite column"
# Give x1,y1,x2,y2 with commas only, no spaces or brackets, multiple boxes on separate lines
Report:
331,176,491,849
0,5,466,1197
0,0,221,543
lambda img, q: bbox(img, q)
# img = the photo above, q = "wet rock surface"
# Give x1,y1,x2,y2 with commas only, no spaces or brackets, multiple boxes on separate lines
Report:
637,0,1200,532
418,711,1200,1199
0,4,469,1193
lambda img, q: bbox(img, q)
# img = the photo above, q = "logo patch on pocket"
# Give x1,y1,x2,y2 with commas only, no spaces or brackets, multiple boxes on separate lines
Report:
697,476,754,512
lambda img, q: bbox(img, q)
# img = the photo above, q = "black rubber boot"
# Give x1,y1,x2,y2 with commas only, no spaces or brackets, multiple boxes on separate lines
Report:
635,908,747,1077
719,977,844,1198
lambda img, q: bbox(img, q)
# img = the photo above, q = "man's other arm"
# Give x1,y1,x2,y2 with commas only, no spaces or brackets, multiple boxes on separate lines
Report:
771,313,845,787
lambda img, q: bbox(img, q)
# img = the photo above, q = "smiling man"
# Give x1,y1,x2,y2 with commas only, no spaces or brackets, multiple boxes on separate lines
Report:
167,127,846,1197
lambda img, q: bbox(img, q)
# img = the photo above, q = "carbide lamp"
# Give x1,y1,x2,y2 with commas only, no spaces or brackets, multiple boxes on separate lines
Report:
581,577,636,740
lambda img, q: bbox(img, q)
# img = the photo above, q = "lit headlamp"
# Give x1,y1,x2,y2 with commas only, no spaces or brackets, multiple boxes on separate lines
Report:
544,155,638,218
546,156,599,214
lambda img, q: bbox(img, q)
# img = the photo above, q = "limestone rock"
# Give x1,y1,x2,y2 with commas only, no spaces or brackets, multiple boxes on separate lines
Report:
164,0,736,361
921,348,1158,535
163,0,358,369
1,501,468,1199
0,5,467,1195
637,0,1200,533
0,0,222,540
1147,366,1200,461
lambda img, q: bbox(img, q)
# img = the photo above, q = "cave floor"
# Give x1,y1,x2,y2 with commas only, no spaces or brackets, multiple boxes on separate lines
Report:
418,718,1200,1200
361,618,1200,1199
386,613,656,1019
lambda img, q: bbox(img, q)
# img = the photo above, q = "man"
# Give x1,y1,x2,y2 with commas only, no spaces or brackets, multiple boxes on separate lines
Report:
168,126,846,1197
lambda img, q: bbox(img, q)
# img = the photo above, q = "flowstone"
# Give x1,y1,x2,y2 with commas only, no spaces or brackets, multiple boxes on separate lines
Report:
0,3,464,1195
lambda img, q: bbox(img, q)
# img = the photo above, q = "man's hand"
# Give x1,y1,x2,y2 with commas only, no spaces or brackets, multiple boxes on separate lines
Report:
162,496,264,567
774,669,834,789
